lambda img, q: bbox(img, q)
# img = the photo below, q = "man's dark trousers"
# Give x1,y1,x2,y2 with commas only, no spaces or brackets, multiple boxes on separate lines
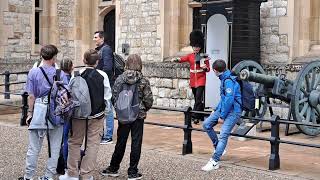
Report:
192,86,205,120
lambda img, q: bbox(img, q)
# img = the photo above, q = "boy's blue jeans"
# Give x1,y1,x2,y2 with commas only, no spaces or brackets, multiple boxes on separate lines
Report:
103,103,114,140
62,121,70,166
203,111,240,162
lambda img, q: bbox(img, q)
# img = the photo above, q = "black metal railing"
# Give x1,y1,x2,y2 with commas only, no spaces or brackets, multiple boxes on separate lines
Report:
0,66,85,99
143,106,320,171
1,68,320,171
12,88,320,171
9,89,320,171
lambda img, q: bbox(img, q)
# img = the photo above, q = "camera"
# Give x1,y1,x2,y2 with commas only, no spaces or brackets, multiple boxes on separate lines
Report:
195,53,209,64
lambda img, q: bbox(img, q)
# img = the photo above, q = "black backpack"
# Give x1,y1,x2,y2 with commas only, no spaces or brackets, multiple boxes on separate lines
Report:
113,53,125,79
222,77,255,111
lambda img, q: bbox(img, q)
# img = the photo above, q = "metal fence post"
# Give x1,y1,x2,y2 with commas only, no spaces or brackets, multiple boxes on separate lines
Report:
4,71,10,99
20,92,29,126
269,115,280,170
182,106,193,155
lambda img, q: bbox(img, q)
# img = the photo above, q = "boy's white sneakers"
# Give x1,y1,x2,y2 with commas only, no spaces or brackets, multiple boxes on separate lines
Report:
58,173,79,180
201,158,220,171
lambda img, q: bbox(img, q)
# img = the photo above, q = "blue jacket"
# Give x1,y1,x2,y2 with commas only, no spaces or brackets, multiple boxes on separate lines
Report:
215,70,242,119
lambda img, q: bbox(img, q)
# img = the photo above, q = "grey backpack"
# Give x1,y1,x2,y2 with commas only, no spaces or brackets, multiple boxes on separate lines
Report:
69,74,91,119
115,83,140,124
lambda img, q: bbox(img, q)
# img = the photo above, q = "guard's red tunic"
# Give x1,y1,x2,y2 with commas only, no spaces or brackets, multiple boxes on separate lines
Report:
179,53,210,88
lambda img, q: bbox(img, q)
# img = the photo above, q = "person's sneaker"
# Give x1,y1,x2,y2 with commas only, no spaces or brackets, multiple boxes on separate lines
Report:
100,138,113,145
18,177,33,180
85,176,93,180
58,173,79,180
201,158,219,171
38,177,53,180
128,173,143,180
100,167,119,177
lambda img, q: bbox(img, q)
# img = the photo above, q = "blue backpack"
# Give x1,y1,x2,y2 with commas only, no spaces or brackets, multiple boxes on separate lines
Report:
223,77,255,111
39,67,76,125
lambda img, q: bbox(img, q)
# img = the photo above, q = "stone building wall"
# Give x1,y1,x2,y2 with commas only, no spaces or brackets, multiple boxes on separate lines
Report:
117,0,162,62
0,0,37,72
0,0,299,110
0,0,36,93
57,0,75,61
142,62,194,108
116,0,194,108
0,0,77,94
0,0,76,71
260,0,289,64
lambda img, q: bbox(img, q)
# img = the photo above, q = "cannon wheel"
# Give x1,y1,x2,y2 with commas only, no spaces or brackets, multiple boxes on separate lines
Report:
231,60,267,117
291,60,320,136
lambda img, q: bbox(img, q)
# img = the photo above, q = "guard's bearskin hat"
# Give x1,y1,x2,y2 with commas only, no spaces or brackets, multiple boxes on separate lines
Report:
189,30,204,49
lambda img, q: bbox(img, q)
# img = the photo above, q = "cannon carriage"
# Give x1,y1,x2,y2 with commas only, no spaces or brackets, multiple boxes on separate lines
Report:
231,60,320,136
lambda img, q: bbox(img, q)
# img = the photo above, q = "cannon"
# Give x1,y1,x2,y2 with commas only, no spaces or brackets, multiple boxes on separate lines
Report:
231,60,320,136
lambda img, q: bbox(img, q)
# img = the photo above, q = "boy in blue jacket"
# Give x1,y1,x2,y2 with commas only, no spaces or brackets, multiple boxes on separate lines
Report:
202,59,242,171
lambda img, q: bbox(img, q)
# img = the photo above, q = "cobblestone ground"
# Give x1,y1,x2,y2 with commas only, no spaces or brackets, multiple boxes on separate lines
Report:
0,124,305,180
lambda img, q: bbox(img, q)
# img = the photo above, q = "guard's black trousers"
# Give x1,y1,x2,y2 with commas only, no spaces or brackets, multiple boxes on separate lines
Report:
192,86,205,120
109,118,144,175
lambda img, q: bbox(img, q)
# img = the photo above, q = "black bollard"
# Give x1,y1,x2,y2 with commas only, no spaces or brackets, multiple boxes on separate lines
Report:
182,106,193,155
20,92,29,126
4,71,10,99
269,115,280,170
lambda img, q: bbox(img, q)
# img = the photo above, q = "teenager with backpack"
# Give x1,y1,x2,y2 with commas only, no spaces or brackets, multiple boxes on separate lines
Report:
172,30,210,124
19,45,69,180
59,49,112,180
56,59,74,174
93,31,115,145
201,59,242,171
101,54,153,180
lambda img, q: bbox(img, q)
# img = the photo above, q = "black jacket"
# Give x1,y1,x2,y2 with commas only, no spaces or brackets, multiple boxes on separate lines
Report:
96,43,114,87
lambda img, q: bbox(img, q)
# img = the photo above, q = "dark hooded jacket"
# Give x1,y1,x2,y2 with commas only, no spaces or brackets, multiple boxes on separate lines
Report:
96,43,115,87
112,70,153,119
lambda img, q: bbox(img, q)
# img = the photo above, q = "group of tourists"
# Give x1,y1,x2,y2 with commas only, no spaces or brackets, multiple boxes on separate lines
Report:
19,31,153,180
18,29,243,180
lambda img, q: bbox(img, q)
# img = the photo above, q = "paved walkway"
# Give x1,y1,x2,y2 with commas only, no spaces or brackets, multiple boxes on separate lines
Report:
0,110,319,179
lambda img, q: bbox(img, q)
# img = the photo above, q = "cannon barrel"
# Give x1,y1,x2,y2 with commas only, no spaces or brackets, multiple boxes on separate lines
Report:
239,69,294,86
233,60,320,136
239,69,275,85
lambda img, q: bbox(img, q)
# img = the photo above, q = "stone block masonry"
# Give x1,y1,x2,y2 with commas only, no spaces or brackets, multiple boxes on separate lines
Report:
118,0,162,62
57,0,75,61
0,0,37,72
260,0,289,64
143,62,195,108
0,0,77,72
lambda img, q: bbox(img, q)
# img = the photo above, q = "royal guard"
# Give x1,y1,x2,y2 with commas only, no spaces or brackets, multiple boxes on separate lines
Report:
172,30,210,124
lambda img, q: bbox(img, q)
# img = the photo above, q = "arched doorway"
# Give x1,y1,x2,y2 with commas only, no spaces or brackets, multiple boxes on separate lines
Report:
103,9,115,52
205,14,229,108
